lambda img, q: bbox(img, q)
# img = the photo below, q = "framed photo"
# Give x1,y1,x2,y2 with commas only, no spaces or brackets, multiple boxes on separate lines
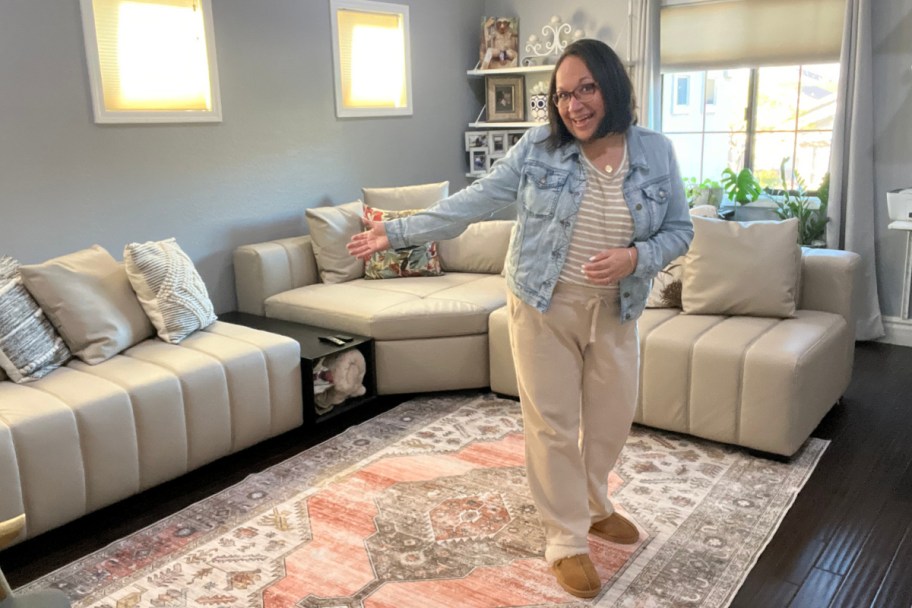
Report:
486,76,525,122
506,130,525,148
489,132,507,156
479,17,519,70
465,131,488,151
469,148,488,175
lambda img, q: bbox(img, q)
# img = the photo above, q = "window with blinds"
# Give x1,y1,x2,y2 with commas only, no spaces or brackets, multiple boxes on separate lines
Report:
80,0,222,123
659,0,845,194
331,0,412,118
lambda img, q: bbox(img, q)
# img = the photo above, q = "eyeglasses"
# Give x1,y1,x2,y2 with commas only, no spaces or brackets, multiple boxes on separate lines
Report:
552,82,599,107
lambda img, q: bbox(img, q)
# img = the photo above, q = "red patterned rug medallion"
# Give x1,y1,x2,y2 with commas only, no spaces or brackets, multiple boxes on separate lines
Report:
21,393,827,607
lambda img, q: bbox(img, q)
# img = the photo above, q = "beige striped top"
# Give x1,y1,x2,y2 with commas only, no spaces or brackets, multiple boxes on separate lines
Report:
557,145,633,290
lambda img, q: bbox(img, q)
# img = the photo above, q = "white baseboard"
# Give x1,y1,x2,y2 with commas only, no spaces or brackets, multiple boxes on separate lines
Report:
879,316,912,347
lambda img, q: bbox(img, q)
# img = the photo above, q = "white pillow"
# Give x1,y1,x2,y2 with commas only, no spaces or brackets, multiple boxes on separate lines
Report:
304,201,364,284
362,181,449,211
0,256,71,382
681,216,801,318
438,220,513,274
124,238,217,344
20,245,155,364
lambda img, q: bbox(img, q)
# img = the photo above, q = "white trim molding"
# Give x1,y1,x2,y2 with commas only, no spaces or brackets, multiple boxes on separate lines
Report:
878,316,912,348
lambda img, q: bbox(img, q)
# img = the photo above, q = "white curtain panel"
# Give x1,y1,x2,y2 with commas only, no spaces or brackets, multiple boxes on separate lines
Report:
827,0,884,340
629,0,661,129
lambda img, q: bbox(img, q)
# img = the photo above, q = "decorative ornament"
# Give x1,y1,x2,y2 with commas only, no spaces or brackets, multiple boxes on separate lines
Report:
523,16,585,64
528,81,549,123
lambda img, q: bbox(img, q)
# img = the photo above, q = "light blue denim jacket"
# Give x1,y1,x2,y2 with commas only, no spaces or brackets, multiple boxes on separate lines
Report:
385,124,693,322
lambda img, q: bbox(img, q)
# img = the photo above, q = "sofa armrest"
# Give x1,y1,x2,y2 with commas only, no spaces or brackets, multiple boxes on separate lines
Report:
798,247,860,328
233,236,320,315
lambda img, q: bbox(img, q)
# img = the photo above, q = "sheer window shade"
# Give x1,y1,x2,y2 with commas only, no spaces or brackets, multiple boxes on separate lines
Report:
661,0,845,70
331,0,412,117
80,0,221,123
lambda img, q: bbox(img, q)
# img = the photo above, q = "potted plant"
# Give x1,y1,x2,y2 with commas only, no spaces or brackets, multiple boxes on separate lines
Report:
684,176,724,208
772,158,828,247
720,167,762,205
720,167,777,220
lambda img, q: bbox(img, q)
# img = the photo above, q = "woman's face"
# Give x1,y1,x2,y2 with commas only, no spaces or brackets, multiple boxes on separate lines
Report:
554,55,604,143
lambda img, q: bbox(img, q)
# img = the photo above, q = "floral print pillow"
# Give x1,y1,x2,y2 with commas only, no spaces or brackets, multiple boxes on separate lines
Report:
363,206,443,279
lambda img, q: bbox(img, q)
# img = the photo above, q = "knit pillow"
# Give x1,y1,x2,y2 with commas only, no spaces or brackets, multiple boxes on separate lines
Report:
124,238,217,343
0,256,71,382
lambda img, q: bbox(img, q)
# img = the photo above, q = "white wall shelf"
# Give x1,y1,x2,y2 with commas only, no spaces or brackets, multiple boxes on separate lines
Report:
470,120,544,129
466,64,554,77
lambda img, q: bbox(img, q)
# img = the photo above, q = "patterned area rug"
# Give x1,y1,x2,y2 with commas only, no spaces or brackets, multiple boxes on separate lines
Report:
23,393,827,608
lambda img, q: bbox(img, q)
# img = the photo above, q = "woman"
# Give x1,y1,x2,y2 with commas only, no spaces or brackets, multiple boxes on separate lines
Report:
348,39,692,599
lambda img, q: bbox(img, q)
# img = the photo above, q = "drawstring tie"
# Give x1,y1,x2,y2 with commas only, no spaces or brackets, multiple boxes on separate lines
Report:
585,295,605,344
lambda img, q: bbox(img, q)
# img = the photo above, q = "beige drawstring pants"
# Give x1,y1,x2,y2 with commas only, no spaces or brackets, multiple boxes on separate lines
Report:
507,282,639,563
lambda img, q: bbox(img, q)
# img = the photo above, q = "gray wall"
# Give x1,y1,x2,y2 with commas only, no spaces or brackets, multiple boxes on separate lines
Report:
0,0,483,312
2,0,911,324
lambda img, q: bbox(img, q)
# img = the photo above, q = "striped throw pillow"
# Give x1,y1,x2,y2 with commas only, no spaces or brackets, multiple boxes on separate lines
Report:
0,256,71,382
123,239,217,344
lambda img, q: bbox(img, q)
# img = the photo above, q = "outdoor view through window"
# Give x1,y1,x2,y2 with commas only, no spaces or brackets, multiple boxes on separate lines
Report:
661,64,839,194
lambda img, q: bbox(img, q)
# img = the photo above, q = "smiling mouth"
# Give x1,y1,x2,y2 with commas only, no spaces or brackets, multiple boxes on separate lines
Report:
570,113,594,127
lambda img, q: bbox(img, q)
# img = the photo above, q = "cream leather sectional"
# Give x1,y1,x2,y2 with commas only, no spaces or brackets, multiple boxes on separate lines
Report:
0,322,303,546
235,223,859,458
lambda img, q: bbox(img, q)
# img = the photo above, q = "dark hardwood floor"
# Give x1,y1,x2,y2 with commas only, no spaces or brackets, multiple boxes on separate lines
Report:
3,342,912,607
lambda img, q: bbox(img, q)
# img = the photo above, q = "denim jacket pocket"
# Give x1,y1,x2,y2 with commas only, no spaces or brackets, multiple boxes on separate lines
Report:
641,177,671,206
520,164,569,218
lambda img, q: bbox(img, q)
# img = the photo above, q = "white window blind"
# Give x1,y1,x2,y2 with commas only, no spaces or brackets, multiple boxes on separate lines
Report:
331,0,412,118
80,0,222,123
661,0,845,70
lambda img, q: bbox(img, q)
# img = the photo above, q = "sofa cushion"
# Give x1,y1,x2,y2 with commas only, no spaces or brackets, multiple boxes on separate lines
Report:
264,274,507,340
20,245,155,364
362,181,448,212
363,207,442,279
0,256,71,382
438,220,513,274
124,238,217,344
305,201,365,284
681,216,800,318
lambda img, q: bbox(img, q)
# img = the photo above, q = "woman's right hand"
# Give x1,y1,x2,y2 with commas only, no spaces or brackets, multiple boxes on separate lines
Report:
346,218,390,260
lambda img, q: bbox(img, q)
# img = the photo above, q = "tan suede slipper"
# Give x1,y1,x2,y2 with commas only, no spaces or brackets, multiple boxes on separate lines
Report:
589,512,640,544
550,553,601,598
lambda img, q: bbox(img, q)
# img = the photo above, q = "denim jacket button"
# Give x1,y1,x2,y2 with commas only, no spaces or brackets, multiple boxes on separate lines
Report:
625,312,632,320
659,189,667,200
636,203,643,211
623,292,630,298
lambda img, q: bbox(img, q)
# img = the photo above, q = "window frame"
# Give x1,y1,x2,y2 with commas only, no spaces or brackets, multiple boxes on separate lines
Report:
79,0,223,124
330,0,413,119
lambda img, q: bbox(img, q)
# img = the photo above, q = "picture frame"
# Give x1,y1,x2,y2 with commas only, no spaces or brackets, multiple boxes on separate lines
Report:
507,130,525,148
489,132,507,156
469,148,488,176
465,131,488,151
486,76,525,122
479,17,519,70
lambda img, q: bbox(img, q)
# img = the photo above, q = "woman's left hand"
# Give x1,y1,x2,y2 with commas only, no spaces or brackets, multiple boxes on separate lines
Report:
581,246,637,285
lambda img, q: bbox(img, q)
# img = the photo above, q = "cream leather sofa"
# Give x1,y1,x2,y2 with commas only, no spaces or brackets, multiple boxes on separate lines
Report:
491,247,859,457
0,326,303,547
1,244,305,549
236,214,858,458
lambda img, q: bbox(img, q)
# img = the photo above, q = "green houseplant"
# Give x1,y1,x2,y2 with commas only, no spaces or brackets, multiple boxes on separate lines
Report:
720,167,762,205
772,158,828,247
684,177,723,208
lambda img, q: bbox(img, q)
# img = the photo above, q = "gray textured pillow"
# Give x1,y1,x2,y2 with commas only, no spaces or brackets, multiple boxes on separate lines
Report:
124,238,217,344
0,256,71,382
305,201,365,284
20,245,155,364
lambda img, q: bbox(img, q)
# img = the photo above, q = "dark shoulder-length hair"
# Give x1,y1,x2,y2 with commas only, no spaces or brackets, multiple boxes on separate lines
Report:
545,38,637,150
